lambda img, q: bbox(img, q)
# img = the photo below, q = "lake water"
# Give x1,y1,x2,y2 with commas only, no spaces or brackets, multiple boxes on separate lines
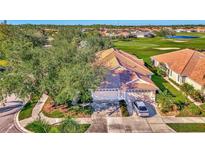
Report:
166,35,199,39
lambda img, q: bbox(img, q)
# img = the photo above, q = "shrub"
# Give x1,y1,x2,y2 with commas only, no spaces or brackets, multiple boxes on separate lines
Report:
156,28,176,37
156,68,166,77
69,105,93,115
177,103,202,117
119,100,129,117
188,104,202,115
49,127,60,133
26,120,51,133
180,83,204,103
25,119,90,133
157,90,176,113
59,118,89,133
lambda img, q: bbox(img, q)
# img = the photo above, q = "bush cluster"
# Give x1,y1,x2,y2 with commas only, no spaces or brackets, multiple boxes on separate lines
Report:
180,83,204,103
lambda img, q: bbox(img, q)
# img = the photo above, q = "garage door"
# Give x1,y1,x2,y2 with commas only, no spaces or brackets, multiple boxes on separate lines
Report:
92,91,118,101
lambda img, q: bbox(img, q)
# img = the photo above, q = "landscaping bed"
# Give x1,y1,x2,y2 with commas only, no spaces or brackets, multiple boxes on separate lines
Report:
42,98,93,118
177,103,205,117
26,118,90,133
167,123,205,132
199,103,205,111
152,73,189,115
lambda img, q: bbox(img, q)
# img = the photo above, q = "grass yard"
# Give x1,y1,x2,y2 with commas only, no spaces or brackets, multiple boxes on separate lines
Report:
152,74,188,103
19,101,36,120
113,32,205,64
19,96,40,120
167,123,205,132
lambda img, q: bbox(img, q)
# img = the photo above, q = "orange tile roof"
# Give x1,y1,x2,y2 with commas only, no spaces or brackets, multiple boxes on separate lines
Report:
96,48,152,75
96,48,158,91
152,49,205,86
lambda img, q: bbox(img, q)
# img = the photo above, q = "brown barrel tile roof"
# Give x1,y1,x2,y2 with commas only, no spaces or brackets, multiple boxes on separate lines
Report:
96,48,158,91
152,49,205,86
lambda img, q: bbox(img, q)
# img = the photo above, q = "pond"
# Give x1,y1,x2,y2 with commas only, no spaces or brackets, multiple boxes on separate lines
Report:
166,35,199,39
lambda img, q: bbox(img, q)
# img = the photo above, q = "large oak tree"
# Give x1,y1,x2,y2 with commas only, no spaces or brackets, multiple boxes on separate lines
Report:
0,27,112,105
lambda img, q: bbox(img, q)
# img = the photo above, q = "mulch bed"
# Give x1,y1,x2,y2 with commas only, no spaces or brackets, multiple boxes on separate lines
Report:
42,99,92,118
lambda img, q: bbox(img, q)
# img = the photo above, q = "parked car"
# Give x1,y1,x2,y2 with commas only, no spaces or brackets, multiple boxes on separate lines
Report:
133,101,149,117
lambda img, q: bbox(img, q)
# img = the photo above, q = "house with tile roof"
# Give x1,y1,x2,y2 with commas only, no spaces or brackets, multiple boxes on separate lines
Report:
92,48,158,110
151,49,205,94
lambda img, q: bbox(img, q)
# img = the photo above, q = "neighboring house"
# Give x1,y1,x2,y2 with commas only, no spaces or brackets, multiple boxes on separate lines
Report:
151,49,205,94
131,31,155,38
92,48,158,107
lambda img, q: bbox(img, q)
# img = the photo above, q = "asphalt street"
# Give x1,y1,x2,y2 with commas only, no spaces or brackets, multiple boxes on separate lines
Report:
0,102,23,133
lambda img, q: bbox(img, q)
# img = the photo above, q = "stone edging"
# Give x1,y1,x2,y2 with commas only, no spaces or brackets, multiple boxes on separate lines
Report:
14,110,32,133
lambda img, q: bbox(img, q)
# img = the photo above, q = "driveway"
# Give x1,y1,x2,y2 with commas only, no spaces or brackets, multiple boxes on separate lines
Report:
107,116,175,133
0,98,23,133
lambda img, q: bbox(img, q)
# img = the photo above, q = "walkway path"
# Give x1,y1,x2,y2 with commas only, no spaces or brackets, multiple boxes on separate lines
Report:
19,94,49,127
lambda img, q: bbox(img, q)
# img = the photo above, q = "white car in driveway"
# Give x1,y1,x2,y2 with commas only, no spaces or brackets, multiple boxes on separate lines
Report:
133,101,149,117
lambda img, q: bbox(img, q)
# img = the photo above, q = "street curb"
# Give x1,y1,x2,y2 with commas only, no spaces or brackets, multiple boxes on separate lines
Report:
14,110,32,133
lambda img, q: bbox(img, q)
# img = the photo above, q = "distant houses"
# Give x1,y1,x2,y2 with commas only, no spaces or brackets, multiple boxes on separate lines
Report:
175,27,205,33
100,29,155,38
151,49,205,94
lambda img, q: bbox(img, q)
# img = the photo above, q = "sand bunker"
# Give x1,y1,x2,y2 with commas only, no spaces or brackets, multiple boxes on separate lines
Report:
172,40,187,43
154,47,180,50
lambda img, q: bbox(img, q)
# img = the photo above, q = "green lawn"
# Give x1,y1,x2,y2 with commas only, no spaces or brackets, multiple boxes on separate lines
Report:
167,123,205,132
113,32,205,64
19,101,36,120
152,74,188,103
19,96,40,120
152,73,202,116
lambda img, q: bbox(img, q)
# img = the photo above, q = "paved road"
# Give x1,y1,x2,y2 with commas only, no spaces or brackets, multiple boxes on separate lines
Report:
0,102,23,133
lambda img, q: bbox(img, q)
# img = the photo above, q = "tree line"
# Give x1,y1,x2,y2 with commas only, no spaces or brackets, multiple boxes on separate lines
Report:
0,25,112,105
